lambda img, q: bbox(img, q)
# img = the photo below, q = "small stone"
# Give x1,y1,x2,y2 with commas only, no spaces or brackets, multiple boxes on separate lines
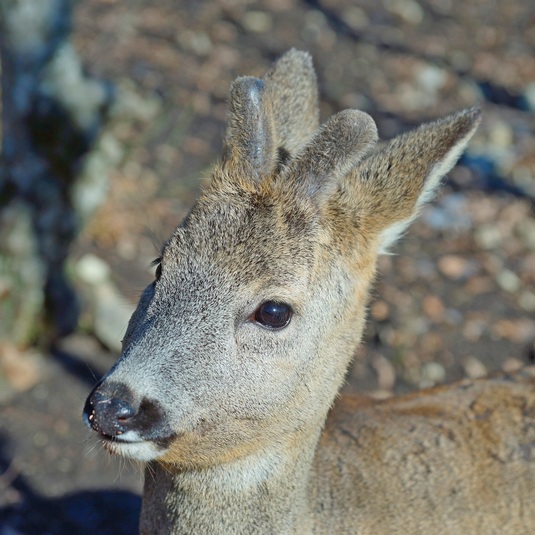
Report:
438,255,477,280
371,300,390,321
519,291,535,312
488,120,514,148
33,431,49,447
462,318,486,342
496,269,521,293
463,356,487,379
502,357,524,373
385,0,424,25
516,219,535,250
492,319,535,343
241,11,273,33
341,6,369,30
372,354,396,391
417,64,447,94
421,362,446,385
76,254,111,285
186,31,212,56
0,344,41,394
93,283,136,352
422,295,445,321
475,224,503,249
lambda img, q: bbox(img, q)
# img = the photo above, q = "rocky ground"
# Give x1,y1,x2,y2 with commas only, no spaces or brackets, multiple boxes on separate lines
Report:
1,0,534,533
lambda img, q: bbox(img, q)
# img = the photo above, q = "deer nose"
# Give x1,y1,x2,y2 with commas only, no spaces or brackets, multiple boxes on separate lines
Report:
83,383,139,437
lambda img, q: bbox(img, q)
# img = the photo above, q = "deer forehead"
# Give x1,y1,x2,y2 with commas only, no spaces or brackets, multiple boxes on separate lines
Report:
158,189,323,297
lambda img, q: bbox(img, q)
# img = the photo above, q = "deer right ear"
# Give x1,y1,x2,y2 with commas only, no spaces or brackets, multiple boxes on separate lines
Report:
352,107,481,253
222,76,276,182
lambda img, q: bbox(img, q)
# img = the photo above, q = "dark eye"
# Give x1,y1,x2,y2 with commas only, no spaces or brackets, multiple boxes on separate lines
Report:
151,257,162,281
253,301,293,330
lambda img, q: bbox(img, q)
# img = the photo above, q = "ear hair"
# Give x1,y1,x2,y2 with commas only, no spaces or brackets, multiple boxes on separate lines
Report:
222,76,276,181
351,107,482,253
283,109,378,203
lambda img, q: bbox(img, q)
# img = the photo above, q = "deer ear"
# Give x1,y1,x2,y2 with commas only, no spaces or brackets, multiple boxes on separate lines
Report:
352,107,481,253
283,109,378,203
222,76,276,181
263,49,319,157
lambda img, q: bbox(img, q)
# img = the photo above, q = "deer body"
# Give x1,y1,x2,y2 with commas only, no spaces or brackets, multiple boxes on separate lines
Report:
84,50,535,534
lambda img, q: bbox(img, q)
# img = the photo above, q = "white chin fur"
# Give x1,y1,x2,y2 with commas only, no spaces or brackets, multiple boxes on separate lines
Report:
103,438,166,461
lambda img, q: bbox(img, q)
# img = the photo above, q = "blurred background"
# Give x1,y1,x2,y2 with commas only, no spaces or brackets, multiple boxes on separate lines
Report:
1,0,534,533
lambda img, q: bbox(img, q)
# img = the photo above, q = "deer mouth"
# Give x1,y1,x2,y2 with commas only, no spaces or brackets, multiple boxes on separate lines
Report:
97,431,173,461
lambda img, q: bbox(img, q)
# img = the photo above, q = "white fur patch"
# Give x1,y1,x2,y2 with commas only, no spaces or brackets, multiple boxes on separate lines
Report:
104,438,165,461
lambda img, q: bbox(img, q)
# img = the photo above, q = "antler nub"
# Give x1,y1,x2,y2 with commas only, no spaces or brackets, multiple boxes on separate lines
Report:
223,76,276,181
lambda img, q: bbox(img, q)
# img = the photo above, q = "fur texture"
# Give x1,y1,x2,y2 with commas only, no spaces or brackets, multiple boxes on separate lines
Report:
84,50,535,534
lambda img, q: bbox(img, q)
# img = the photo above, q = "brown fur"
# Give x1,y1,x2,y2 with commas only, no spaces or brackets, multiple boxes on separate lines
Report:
84,50,535,534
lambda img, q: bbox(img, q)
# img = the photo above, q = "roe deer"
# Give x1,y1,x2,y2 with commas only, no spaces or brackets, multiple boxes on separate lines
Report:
84,49,535,534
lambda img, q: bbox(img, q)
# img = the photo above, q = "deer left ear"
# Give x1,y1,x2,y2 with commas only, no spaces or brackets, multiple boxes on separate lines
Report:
352,107,481,253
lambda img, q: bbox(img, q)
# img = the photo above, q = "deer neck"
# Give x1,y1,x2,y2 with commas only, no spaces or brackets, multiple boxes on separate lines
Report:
140,432,322,535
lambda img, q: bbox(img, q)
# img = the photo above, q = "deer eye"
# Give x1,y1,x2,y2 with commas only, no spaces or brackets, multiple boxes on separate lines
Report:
253,301,293,330
151,257,162,281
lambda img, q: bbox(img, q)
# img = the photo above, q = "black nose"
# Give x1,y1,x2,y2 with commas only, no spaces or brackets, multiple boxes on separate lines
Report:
83,382,138,437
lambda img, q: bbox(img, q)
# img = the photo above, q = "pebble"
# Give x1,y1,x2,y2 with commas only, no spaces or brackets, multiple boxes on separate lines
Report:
93,283,135,352
519,291,535,312
371,300,390,321
488,120,514,149
463,356,487,379
372,354,396,391
417,64,447,94
516,219,535,250
462,318,487,342
502,357,524,373
33,431,49,447
475,224,503,249
241,11,273,33
492,319,535,343
437,255,477,280
75,254,135,351
384,0,424,25
421,362,446,385
177,30,212,56
422,295,444,321
0,345,41,394
76,254,111,285
496,269,521,293
341,6,369,30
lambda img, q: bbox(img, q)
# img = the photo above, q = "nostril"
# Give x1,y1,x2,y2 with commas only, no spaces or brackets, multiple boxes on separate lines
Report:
110,398,137,422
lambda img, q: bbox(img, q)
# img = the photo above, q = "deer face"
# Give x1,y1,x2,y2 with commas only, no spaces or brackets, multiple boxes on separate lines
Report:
83,182,372,465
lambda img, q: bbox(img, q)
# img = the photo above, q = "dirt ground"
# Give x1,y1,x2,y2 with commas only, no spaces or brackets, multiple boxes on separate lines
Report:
1,0,535,533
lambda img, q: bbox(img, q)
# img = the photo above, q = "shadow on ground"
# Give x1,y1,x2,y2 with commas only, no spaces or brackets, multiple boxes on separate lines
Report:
0,430,140,535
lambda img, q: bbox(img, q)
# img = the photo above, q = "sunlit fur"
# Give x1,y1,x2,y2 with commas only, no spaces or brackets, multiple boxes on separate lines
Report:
88,50,535,535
